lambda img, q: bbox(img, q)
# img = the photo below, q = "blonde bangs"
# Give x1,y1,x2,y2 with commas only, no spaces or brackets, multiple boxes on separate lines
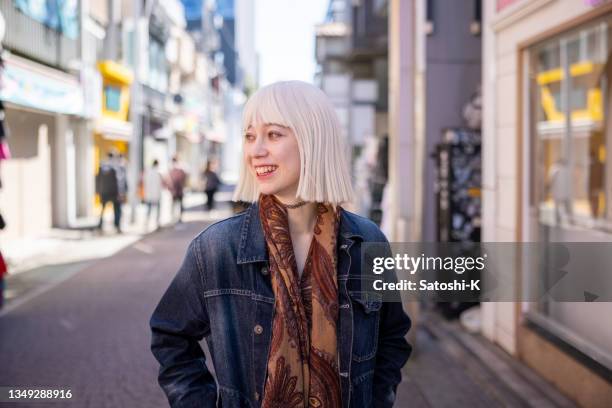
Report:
241,86,292,133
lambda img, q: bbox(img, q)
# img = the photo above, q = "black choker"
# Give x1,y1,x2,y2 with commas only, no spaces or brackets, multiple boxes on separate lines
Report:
282,200,308,209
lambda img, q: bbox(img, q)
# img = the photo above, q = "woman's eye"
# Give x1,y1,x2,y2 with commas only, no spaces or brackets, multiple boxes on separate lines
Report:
269,131,283,139
245,133,255,141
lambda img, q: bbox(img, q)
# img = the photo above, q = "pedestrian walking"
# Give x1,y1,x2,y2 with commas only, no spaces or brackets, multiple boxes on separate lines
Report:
116,152,129,207
0,211,7,310
167,156,187,223
0,51,11,189
548,159,573,225
96,152,122,233
202,160,220,211
0,249,6,310
143,159,163,230
0,51,7,308
150,81,412,407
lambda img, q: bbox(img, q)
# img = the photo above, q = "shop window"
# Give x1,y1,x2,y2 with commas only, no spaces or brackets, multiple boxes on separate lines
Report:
527,15,612,369
149,38,168,92
531,19,611,229
104,86,121,112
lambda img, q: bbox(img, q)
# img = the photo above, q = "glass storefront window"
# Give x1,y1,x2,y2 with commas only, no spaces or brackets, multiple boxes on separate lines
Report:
527,15,612,369
149,38,168,93
104,86,121,112
531,18,611,229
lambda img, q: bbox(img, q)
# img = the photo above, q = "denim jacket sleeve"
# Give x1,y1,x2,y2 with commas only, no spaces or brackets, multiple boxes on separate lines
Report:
149,238,217,407
372,239,412,407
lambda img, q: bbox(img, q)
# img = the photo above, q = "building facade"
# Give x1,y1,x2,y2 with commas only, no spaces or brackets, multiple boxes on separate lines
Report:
0,0,225,242
481,0,612,405
213,0,256,184
419,0,482,242
386,0,612,404
384,0,482,242
316,0,387,219
0,0,98,238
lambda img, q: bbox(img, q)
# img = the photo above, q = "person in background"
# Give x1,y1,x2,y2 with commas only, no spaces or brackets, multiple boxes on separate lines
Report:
115,153,129,216
96,152,122,233
143,159,163,230
168,156,187,223
0,48,10,189
0,249,6,310
0,211,6,310
548,158,573,225
202,160,220,211
0,54,7,309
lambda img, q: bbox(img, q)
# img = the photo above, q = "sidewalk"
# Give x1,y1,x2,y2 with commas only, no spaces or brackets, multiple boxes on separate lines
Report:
397,306,577,407
0,191,234,313
1,191,234,275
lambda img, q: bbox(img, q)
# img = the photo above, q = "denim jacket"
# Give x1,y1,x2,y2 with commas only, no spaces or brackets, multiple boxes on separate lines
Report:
150,203,412,408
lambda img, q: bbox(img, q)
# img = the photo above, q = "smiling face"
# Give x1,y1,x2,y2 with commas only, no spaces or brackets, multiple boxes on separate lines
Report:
234,81,354,204
243,122,301,202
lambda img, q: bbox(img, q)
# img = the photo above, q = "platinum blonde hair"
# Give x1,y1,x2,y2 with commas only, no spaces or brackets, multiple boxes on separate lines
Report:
233,80,354,204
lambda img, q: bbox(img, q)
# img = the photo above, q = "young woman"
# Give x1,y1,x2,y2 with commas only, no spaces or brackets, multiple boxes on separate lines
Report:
150,81,412,408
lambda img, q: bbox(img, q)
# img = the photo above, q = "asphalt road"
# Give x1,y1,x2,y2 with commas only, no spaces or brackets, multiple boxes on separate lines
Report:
0,221,210,408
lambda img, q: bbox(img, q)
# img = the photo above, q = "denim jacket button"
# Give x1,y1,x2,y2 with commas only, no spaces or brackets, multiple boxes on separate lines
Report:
255,391,260,401
261,266,269,276
254,324,263,335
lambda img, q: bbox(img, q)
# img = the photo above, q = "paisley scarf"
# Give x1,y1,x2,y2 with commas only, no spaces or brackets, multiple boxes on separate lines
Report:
259,194,342,407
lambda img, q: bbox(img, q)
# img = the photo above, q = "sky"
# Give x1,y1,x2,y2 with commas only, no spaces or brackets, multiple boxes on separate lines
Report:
255,0,328,86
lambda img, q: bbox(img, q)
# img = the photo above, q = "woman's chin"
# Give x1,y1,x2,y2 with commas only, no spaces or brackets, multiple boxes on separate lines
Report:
257,185,279,196
257,185,295,200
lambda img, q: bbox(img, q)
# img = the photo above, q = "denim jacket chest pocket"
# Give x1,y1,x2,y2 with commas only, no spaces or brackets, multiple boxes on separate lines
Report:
348,290,383,362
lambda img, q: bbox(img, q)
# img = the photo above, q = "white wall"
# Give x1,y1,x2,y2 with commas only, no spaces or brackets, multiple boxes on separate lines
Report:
388,0,418,242
0,108,53,241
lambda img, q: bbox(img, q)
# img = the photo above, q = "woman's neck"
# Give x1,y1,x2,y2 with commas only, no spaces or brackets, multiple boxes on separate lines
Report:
276,198,317,234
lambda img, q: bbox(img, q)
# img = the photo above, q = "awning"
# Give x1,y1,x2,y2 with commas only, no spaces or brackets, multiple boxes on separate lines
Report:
97,60,133,85
95,118,133,141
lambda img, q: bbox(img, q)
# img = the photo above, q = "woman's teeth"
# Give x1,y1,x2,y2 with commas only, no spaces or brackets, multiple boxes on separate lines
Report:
255,165,277,175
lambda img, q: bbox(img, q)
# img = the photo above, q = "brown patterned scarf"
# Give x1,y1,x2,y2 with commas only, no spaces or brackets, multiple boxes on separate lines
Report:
259,194,342,407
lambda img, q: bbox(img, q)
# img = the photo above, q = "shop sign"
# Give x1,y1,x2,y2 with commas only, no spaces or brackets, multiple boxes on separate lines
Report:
0,56,83,116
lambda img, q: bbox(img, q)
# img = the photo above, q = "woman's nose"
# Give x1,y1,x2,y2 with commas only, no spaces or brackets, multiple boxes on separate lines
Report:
252,136,268,157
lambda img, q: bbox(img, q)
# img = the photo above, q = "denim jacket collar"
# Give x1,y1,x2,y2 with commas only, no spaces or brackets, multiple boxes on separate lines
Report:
236,202,363,265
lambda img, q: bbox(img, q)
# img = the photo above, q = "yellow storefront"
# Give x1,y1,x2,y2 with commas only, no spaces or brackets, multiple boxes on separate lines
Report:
94,60,133,207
